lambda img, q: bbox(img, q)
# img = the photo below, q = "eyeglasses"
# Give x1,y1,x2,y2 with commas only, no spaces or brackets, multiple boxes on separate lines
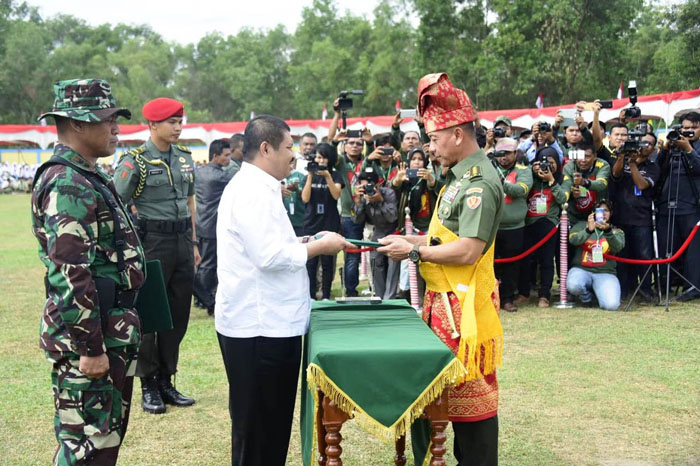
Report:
346,141,363,146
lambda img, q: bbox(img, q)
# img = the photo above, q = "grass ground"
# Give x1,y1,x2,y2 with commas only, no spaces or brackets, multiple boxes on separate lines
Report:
1,193,698,465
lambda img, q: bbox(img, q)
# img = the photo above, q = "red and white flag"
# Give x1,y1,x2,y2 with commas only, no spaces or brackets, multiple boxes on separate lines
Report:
321,104,328,121
395,99,401,113
617,81,623,100
182,112,188,125
250,110,256,120
535,93,544,109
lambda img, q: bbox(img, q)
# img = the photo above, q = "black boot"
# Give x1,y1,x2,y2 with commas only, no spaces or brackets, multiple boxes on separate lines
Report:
141,376,166,414
158,375,195,407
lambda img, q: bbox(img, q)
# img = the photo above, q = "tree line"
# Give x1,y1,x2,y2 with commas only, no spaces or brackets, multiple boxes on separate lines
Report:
0,0,697,124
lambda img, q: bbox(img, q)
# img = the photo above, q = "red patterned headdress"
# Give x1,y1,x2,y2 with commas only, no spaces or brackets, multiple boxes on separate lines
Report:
417,73,476,133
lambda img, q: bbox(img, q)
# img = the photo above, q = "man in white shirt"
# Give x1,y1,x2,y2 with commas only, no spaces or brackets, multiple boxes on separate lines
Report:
215,115,351,466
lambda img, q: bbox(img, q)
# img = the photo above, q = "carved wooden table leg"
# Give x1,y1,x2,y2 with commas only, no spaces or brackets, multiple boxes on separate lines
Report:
322,395,350,466
316,389,328,465
394,435,407,466
423,389,449,466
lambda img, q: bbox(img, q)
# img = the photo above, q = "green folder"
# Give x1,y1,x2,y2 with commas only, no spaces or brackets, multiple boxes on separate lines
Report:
135,260,173,334
347,238,382,248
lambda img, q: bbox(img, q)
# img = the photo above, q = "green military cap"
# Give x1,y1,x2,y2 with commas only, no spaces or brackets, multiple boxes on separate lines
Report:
38,78,131,122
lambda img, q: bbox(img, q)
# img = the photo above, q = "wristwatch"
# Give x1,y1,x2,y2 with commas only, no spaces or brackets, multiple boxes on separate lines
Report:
408,244,422,264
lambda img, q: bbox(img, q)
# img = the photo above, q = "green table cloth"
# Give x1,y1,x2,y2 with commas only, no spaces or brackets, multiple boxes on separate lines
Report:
301,299,466,465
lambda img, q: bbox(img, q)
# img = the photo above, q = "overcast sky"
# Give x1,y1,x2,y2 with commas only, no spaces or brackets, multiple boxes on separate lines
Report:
27,0,384,44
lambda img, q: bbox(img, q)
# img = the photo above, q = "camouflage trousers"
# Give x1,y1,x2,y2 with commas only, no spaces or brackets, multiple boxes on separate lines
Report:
48,346,138,466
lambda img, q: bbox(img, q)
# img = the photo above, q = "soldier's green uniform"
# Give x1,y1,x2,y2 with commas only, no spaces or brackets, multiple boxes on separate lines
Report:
113,122,196,408
561,158,610,225
435,149,504,248
31,79,145,465
493,162,533,230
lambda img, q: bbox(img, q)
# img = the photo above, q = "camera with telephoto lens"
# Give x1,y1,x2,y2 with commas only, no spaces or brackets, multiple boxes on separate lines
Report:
363,183,376,196
623,80,642,119
667,124,695,142
538,122,552,133
337,90,364,111
305,151,326,173
493,127,507,138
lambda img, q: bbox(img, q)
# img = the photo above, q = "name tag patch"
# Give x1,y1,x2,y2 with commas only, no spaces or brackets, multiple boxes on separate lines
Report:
148,169,163,175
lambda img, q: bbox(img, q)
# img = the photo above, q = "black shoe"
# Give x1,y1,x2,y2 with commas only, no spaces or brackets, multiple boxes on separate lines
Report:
580,300,595,308
207,306,215,317
637,290,655,305
346,290,358,297
158,377,195,407
676,287,700,302
141,377,166,414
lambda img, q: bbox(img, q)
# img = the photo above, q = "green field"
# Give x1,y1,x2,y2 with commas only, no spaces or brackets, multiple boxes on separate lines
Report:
1,193,698,465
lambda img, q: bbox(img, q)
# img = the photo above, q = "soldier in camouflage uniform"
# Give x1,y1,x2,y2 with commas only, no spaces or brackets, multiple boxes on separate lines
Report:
31,79,146,465
114,97,199,414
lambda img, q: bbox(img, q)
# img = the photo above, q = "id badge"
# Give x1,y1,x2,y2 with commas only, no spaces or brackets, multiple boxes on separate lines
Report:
592,245,604,263
634,185,642,196
289,203,295,215
536,196,547,214
316,204,325,215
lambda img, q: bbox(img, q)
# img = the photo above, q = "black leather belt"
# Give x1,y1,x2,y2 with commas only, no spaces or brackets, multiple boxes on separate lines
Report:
138,218,191,234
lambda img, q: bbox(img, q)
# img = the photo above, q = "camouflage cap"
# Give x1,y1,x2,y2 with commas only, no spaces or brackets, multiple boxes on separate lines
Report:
38,78,131,122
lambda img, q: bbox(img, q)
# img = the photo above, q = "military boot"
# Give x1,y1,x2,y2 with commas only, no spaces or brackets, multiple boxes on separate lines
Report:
158,375,195,407
141,376,166,414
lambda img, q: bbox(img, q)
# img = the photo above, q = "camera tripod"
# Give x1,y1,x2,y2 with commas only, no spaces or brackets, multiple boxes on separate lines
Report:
658,147,700,310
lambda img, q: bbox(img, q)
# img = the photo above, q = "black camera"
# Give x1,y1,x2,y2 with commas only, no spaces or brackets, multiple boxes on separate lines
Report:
406,168,419,179
538,122,552,133
620,124,647,154
364,182,376,196
493,127,507,138
305,153,326,173
667,124,695,142
623,80,641,119
539,160,552,172
337,90,364,111
380,147,394,156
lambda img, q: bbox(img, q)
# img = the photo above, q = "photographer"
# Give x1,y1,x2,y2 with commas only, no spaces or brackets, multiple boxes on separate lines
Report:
567,200,625,310
484,116,513,154
610,133,659,303
391,110,429,160
362,133,401,185
552,103,595,159
561,143,611,225
392,147,438,233
354,168,399,299
492,137,533,312
518,120,564,163
282,155,306,236
328,97,373,297
301,143,344,300
517,146,567,308
655,111,700,301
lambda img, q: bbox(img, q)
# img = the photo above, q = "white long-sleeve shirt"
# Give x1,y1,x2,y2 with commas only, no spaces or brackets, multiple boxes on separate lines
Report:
215,162,310,338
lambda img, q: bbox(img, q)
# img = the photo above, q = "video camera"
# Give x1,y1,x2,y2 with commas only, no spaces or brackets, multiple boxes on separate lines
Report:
667,124,695,142
337,90,364,112
620,122,648,154
305,151,327,173
623,80,642,120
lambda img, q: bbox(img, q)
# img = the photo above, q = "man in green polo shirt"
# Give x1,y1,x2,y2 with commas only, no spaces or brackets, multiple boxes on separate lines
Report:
114,97,199,415
379,72,504,466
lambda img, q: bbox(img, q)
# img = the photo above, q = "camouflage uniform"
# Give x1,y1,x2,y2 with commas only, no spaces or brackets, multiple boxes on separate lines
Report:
33,79,145,465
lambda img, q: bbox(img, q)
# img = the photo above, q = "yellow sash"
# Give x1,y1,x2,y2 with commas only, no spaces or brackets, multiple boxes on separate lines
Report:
419,188,503,381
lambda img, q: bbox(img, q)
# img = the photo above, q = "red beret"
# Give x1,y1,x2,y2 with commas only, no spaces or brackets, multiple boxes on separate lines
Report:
417,73,476,133
142,97,184,122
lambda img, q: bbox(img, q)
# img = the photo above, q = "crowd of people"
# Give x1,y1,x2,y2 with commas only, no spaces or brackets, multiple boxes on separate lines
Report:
268,101,700,312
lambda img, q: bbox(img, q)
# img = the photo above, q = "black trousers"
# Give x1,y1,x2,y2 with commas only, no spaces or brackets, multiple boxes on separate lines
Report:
193,236,217,309
136,230,194,378
307,253,336,300
518,219,557,300
410,416,498,466
217,334,302,466
616,224,654,296
495,228,524,304
656,212,700,289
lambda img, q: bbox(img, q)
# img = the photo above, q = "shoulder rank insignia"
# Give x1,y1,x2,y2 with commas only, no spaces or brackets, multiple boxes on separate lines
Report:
467,166,482,180
176,144,191,153
120,145,145,161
